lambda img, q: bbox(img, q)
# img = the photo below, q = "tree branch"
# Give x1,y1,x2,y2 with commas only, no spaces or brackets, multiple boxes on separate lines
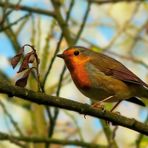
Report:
0,2,55,17
0,80,148,136
0,13,30,32
0,131,105,148
89,0,145,5
51,0,74,45
0,100,23,136
0,1,74,45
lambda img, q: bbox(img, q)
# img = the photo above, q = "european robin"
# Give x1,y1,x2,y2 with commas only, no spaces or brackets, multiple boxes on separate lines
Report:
57,46,148,109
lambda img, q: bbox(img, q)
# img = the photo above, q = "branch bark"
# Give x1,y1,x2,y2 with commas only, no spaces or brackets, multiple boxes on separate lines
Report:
0,2,55,17
0,80,148,136
90,0,145,5
0,131,105,148
51,0,74,45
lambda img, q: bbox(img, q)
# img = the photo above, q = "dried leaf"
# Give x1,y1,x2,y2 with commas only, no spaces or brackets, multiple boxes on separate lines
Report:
12,44,40,88
10,47,24,69
29,54,35,63
15,69,32,87
10,55,21,69
17,51,34,73
34,53,40,65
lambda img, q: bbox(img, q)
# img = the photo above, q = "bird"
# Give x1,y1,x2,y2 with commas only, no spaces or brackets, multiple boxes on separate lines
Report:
57,46,148,110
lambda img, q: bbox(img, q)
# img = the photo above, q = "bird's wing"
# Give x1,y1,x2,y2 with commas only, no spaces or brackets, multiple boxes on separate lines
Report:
91,53,148,88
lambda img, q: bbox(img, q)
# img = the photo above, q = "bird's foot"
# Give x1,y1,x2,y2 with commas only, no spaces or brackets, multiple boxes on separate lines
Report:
91,102,105,111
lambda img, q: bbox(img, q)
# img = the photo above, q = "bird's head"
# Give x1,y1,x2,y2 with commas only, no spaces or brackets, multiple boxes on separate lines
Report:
57,46,91,71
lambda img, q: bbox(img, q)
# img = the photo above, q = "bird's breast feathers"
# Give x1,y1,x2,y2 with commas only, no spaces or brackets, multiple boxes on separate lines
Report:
66,55,92,90
71,63,91,90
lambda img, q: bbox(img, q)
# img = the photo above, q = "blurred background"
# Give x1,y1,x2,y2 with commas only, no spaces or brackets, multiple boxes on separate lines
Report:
0,0,148,147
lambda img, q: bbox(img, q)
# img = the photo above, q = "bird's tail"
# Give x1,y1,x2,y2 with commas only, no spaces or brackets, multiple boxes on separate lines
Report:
126,97,145,106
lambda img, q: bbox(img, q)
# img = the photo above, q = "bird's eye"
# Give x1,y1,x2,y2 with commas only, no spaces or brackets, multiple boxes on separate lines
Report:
74,50,79,56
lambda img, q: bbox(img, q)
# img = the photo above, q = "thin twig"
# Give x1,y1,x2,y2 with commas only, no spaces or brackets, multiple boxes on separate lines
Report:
0,2,55,17
100,120,118,148
51,0,74,45
44,1,75,147
0,100,23,136
42,0,75,90
89,0,145,5
42,34,64,91
73,0,91,44
64,111,84,141
104,2,141,51
0,13,30,32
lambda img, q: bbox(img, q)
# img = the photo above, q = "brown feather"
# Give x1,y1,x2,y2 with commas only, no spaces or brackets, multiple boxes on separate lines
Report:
90,52,148,88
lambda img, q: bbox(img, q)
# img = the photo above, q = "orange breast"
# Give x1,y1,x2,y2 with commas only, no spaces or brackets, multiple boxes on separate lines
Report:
71,63,91,90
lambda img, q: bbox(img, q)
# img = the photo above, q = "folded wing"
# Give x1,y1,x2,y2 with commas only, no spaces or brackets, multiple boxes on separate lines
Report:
91,52,148,88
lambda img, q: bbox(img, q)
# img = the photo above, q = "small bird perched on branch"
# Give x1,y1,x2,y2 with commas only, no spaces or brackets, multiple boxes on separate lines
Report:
57,46,148,110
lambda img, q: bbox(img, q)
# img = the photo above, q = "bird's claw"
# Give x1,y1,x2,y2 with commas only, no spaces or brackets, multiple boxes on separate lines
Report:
91,102,105,111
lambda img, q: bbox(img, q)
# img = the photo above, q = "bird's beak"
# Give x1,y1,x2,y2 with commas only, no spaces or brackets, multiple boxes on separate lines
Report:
57,54,65,59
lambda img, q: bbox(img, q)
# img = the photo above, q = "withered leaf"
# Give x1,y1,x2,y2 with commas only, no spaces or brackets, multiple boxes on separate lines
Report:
28,54,35,63
11,55,21,69
34,53,40,65
10,47,24,69
17,51,34,73
15,69,32,87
